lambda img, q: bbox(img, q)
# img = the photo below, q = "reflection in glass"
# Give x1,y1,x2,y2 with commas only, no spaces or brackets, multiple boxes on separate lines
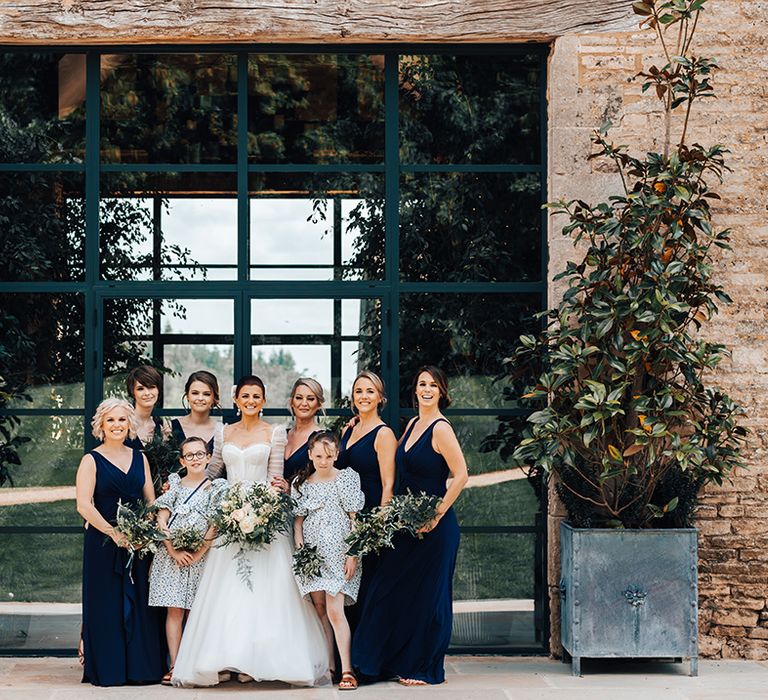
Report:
248,54,384,164
398,293,540,408
100,54,238,163
451,534,536,649
3,294,85,409
0,172,85,282
0,533,82,604
0,52,85,163
250,298,380,407
100,172,237,281
399,173,542,282
0,415,84,489
103,298,234,407
249,173,384,280
400,54,541,165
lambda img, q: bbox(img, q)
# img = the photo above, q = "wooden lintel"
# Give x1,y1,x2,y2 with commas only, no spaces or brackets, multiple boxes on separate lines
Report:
0,1,636,46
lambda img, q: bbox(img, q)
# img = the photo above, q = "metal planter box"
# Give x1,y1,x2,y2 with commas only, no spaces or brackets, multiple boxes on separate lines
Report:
560,521,698,676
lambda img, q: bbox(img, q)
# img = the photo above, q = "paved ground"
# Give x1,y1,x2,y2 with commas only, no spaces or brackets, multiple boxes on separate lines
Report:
1,656,766,699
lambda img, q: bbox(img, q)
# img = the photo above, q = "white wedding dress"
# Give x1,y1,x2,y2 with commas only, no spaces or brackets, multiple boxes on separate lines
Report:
172,425,330,687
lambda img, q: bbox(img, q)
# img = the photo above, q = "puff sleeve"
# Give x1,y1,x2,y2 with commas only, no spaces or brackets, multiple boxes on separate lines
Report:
291,484,308,517
338,468,365,514
153,472,181,513
267,424,287,482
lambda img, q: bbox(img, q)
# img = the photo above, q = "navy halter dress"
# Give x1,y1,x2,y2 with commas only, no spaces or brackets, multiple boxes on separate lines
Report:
352,418,459,685
81,449,166,686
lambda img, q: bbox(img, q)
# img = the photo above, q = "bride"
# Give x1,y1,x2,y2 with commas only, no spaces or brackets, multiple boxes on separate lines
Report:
172,375,330,687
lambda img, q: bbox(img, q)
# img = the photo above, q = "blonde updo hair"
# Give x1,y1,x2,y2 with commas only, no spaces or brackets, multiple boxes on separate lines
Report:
91,398,137,441
289,378,326,418
351,370,387,414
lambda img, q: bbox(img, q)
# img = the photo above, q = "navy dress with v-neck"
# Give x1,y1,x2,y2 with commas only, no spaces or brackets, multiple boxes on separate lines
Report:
81,448,166,686
283,438,310,483
352,417,460,685
338,424,386,512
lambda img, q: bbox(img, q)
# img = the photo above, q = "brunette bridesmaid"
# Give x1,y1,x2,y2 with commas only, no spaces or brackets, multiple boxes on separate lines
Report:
76,398,166,686
352,366,468,686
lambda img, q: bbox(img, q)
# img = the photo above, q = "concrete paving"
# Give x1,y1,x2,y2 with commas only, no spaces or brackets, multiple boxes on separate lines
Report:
0,656,766,699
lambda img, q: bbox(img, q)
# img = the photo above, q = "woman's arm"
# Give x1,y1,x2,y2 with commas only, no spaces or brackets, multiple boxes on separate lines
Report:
75,454,123,544
418,421,469,533
374,427,397,506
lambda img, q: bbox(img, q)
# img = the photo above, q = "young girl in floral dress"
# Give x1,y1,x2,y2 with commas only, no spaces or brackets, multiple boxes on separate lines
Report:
292,431,365,691
149,437,216,685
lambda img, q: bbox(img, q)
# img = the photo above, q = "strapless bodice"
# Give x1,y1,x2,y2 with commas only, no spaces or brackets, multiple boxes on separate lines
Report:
221,442,271,483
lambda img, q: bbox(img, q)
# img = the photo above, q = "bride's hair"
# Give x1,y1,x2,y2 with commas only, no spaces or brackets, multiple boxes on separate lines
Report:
292,430,339,494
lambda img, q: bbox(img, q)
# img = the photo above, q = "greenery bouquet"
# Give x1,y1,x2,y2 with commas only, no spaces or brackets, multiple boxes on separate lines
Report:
292,544,325,583
170,525,206,553
111,499,167,567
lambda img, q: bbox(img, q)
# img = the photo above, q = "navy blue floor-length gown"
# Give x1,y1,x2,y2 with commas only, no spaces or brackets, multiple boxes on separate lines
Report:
352,418,459,685
81,449,166,686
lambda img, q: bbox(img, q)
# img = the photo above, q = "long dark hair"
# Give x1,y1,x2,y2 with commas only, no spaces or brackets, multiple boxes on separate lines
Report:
292,430,340,494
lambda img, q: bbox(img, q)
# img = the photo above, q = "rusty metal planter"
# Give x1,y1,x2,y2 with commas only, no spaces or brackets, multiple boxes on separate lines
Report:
559,521,698,677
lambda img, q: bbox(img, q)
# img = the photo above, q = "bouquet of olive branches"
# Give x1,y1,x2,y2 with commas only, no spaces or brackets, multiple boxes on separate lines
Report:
292,544,325,583
208,482,294,589
111,499,167,567
170,525,206,553
344,507,398,558
389,491,443,538
142,429,182,497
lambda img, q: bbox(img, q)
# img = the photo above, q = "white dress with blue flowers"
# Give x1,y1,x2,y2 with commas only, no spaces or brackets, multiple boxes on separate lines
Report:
292,468,365,604
148,473,214,609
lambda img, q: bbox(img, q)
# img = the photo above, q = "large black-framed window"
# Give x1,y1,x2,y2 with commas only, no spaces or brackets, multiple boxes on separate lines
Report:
0,45,548,656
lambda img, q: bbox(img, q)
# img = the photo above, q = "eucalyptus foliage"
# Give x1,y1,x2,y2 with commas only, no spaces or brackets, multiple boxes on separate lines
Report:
501,0,747,528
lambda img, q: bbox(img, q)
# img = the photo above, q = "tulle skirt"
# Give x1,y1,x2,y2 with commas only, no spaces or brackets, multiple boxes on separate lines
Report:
172,532,330,687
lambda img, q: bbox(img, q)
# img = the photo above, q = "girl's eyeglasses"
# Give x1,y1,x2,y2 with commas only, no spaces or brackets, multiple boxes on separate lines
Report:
182,451,208,461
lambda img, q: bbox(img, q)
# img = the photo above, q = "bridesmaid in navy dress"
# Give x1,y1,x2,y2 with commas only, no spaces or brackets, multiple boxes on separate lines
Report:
283,378,327,485
352,366,468,686
338,369,396,665
75,398,166,686
169,371,223,476
123,365,171,450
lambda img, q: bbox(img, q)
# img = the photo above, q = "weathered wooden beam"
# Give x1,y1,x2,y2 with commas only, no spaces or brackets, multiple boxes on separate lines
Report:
0,1,637,45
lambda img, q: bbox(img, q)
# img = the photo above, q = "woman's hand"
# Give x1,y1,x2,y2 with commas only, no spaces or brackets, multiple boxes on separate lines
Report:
271,475,289,494
344,555,358,580
294,538,305,549
109,529,129,548
416,512,443,535
344,415,360,431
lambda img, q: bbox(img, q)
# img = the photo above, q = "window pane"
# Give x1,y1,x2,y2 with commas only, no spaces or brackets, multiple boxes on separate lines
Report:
0,53,85,163
400,173,542,282
400,54,541,165
248,54,384,164
452,533,537,649
399,293,540,408
250,298,381,407
0,533,82,603
3,294,84,409
103,298,234,406
100,54,238,163
0,415,83,490
100,172,237,281
249,173,384,281
0,172,85,282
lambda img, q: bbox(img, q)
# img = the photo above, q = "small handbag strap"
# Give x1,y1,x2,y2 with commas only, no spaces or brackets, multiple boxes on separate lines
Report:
168,477,209,527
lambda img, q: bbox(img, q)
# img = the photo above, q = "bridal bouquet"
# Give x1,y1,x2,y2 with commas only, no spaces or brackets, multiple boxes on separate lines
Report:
112,499,167,566
292,544,325,583
170,525,206,553
208,482,294,589
345,491,443,557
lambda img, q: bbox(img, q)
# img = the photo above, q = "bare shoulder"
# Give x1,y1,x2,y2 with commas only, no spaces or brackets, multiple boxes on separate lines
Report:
433,419,457,440
375,424,397,444
78,452,96,470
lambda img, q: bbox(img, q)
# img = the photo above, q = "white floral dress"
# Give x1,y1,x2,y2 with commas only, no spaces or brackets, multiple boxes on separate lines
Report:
148,473,216,609
292,468,365,604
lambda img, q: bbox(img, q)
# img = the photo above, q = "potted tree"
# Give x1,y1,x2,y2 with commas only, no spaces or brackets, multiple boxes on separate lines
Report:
495,0,747,676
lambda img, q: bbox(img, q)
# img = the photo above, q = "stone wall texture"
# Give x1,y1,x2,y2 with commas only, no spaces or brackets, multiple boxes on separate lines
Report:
548,0,768,659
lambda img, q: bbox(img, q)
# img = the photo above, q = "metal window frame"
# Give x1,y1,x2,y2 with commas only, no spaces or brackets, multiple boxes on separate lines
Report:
0,44,550,657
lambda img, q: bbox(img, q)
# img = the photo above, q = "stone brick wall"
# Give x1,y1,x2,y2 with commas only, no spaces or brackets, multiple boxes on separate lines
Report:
548,0,768,659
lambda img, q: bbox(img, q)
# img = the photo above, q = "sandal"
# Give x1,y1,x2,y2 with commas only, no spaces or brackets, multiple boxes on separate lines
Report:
398,678,428,686
339,671,358,691
161,666,174,686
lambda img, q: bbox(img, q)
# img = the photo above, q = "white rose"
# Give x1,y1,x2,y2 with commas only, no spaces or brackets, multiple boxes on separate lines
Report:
231,508,245,522
239,517,256,534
